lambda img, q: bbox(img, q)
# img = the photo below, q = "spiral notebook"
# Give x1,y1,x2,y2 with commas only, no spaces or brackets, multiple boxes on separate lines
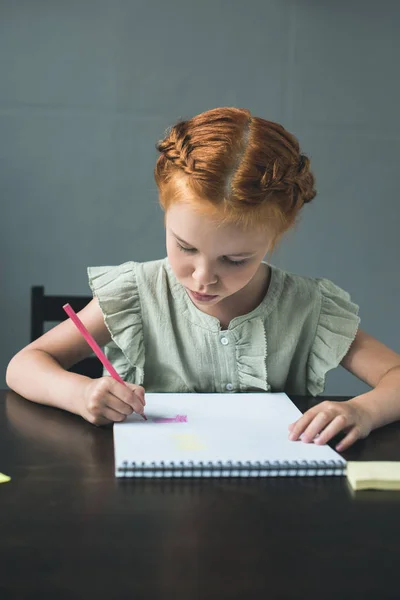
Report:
113,392,346,478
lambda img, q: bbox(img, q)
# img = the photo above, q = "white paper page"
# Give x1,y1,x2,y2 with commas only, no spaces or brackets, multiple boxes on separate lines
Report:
114,393,345,470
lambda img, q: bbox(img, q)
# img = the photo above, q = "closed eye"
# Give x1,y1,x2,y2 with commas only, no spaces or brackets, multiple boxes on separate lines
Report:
176,242,248,267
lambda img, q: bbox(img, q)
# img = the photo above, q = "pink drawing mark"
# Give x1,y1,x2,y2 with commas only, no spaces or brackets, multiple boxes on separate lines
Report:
153,414,188,424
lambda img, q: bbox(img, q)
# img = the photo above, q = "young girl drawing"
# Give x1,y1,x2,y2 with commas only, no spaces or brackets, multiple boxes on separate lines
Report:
6,107,400,451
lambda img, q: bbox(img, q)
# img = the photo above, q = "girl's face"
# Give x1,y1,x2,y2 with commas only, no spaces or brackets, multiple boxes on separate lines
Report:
165,202,271,310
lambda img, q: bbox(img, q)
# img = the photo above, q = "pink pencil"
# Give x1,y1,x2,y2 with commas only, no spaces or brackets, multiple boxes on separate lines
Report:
63,303,147,421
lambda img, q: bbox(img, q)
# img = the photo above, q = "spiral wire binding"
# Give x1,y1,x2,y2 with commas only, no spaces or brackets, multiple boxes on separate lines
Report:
117,459,345,478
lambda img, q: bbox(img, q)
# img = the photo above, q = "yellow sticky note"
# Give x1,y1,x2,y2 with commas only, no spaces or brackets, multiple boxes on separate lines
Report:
0,472,11,484
172,433,206,451
347,461,400,491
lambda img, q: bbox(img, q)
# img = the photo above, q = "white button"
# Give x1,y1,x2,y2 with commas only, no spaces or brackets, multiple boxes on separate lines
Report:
226,383,233,391
220,337,229,345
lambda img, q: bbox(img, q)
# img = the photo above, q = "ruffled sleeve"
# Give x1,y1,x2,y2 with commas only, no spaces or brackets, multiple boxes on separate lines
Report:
87,262,145,385
307,278,360,396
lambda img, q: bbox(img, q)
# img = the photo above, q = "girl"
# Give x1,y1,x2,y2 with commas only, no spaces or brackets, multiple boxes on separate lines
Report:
6,107,400,452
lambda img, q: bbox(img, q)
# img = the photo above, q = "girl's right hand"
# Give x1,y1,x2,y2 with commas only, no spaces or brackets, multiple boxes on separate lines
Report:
80,377,146,426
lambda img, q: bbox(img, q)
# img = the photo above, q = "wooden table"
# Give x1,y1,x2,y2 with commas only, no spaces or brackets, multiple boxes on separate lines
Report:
1,390,400,599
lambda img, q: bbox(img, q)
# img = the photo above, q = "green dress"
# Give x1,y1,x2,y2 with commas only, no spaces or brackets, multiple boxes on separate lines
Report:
88,257,360,396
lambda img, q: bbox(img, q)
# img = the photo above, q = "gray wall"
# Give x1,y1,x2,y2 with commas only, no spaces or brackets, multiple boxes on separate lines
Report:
1,0,399,395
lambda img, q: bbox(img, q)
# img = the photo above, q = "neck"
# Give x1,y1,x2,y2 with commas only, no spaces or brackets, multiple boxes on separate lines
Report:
203,262,271,328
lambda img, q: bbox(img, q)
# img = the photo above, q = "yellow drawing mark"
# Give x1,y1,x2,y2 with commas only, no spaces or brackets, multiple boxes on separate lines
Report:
172,433,206,451
0,472,11,484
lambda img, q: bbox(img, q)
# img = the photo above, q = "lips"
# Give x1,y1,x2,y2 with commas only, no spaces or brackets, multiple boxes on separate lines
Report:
188,289,218,302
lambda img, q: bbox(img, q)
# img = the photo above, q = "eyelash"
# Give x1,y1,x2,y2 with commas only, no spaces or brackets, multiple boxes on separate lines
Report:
176,243,248,267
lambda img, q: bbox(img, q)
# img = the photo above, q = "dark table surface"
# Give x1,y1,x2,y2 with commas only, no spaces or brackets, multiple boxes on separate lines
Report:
1,390,400,600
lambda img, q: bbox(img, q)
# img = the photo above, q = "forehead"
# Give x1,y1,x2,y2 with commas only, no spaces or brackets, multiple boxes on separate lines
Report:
166,202,268,250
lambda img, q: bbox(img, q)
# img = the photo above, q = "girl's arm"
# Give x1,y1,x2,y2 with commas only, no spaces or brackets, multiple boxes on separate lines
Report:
288,329,400,451
339,330,400,430
6,298,145,423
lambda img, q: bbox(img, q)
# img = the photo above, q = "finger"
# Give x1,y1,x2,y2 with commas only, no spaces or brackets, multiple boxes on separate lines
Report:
288,411,320,441
335,427,361,452
300,412,333,443
314,415,347,446
125,383,146,407
90,414,113,426
108,381,145,414
102,406,129,423
105,392,135,417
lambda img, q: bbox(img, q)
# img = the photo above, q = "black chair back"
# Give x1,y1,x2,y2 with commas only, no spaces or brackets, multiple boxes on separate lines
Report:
31,286,103,378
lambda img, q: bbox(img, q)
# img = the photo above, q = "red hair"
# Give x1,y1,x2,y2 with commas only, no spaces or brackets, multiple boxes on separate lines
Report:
154,107,316,250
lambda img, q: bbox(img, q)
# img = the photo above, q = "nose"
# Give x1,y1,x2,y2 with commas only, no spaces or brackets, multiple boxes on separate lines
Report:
192,260,218,289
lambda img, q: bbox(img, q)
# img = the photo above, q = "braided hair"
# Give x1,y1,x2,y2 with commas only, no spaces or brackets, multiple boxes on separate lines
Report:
154,107,316,249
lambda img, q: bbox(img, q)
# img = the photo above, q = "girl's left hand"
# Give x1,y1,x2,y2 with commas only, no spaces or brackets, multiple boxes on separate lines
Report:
288,399,373,452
